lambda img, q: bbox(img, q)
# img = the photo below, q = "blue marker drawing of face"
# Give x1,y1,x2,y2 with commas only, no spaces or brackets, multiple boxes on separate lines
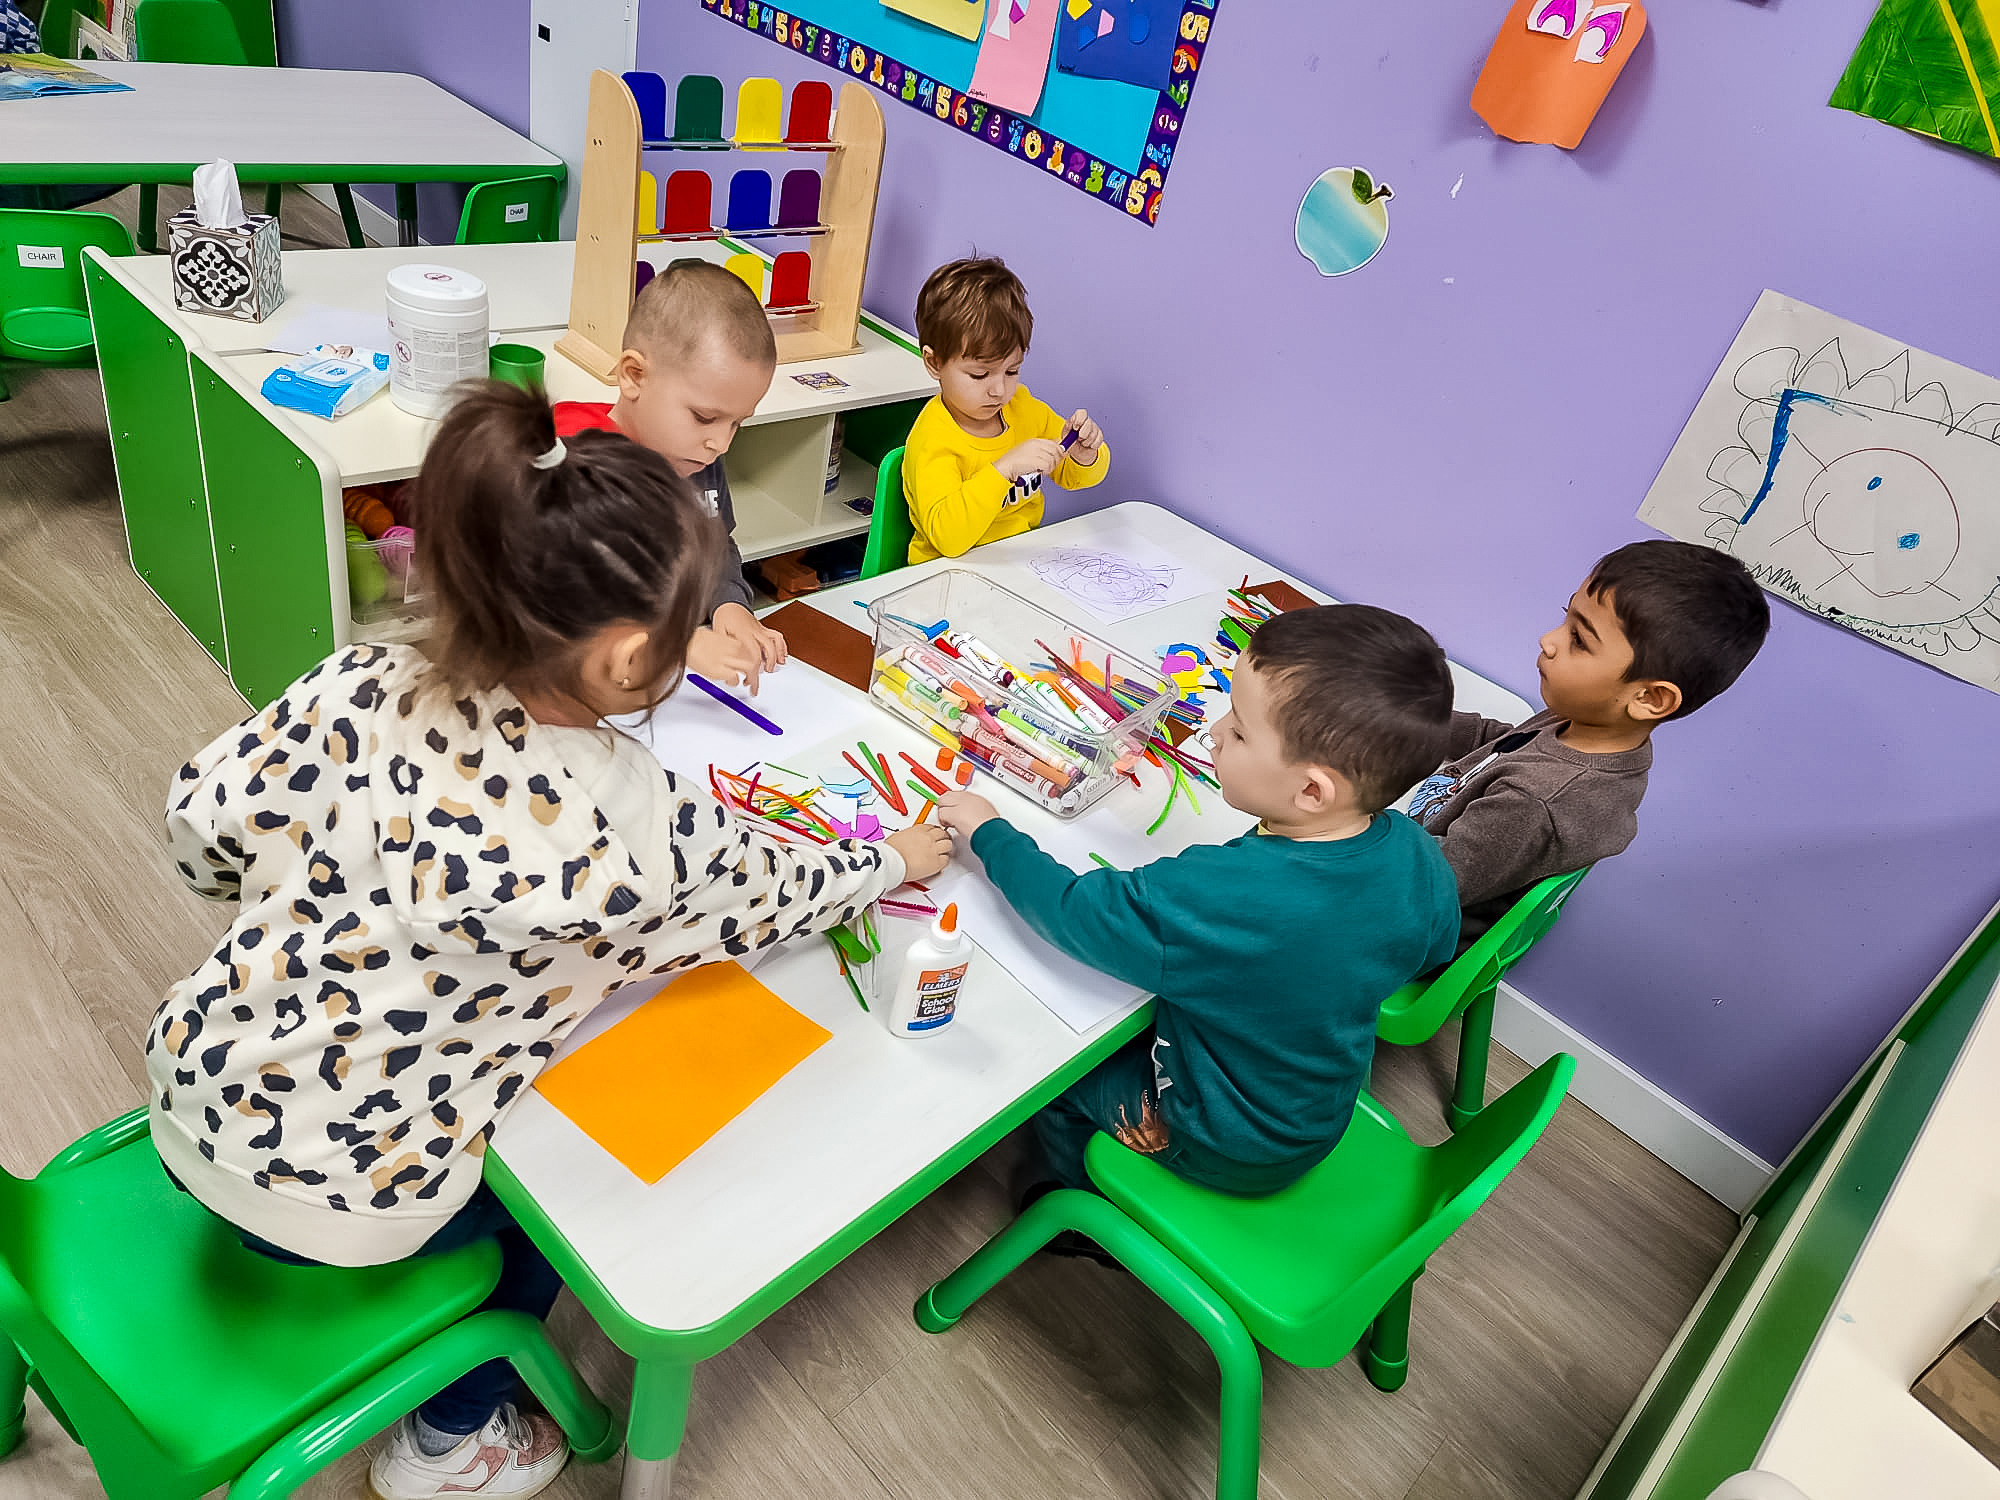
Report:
1802,446,1960,603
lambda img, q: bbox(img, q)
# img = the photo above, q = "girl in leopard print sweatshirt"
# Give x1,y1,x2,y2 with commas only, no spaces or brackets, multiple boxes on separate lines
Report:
147,383,952,1494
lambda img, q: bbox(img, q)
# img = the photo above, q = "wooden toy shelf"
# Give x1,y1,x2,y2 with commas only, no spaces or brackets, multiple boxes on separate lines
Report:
559,69,886,382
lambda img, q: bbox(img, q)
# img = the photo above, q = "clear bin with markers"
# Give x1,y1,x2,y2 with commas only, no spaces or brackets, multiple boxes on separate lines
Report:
866,569,1174,820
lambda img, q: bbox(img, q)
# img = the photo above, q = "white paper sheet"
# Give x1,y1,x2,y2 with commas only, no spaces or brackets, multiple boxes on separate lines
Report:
1023,531,1219,624
265,301,394,358
617,664,879,782
1638,289,2000,696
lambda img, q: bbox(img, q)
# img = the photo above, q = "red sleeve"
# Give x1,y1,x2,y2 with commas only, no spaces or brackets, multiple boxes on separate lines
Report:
551,402,619,438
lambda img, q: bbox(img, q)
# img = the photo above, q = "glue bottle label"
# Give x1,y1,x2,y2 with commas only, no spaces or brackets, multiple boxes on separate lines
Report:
908,962,969,1030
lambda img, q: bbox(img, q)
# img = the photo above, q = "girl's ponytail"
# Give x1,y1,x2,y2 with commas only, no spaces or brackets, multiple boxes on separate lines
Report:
409,381,724,704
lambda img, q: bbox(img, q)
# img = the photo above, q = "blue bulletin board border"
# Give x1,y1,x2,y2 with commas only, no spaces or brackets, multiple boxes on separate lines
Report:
697,0,1217,224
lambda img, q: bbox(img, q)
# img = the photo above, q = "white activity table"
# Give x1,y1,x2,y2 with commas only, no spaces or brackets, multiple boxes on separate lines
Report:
485,502,1532,1498
1,61,564,247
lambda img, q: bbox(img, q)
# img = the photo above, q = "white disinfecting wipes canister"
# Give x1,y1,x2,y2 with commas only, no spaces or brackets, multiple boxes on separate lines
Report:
385,263,490,418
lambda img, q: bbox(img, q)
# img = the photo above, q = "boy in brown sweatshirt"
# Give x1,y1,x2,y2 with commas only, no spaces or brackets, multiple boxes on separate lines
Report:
1408,540,1770,951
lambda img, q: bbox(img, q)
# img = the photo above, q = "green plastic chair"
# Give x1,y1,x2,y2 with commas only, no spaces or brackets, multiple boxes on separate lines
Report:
455,176,563,245
0,1109,617,1500
917,1055,1575,1500
859,445,913,579
1377,867,1590,1130
0,207,134,400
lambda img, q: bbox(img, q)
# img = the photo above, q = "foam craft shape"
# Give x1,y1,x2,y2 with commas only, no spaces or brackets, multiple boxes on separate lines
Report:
634,259,656,298
1066,0,1089,16
769,250,812,309
675,73,725,141
727,169,774,231
662,170,713,235
970,0,1061,113
1830,0,2000,161
624,69,669,139
637,169,659,234
736,77,783,145
776,169,821,228
883,0,986,41
723,252,764,298
785,80,833,143
1471,0,1646,149
1056,0,1177,93
534,962,831,1183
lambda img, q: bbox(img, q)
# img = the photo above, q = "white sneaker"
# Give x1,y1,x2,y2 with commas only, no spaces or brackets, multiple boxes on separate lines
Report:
367,1403,570,1499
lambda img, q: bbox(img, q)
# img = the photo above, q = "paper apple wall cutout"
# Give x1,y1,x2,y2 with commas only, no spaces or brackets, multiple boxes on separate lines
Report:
1295,167,1394,277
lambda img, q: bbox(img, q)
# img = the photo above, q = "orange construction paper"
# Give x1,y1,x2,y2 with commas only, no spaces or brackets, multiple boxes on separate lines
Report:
535,962,831,1183
1470,0,1647,150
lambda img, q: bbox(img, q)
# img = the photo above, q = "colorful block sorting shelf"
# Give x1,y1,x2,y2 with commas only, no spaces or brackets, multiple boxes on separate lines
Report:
559,68,884,378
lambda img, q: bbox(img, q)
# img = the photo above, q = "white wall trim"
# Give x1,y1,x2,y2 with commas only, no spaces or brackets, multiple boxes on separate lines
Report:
1495,981,1774,1213
297,184,411,246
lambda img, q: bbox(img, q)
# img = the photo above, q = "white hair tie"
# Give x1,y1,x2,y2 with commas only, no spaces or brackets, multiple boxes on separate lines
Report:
531,438,568,470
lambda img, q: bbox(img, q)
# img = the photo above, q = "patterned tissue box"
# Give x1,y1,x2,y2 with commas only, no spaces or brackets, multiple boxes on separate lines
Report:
168,206,285,322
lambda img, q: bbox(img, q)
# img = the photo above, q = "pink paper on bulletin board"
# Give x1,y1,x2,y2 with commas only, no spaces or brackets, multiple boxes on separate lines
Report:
968,0,1061,115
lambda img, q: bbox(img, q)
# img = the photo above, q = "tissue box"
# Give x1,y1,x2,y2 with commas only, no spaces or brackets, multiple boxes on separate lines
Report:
168,207,285,322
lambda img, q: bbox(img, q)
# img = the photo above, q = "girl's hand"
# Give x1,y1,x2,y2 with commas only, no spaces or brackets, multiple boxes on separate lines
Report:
1066,409,1104,467
887,823,953,881
685,624,762,693
994,437,1064,481
936,790,1000,838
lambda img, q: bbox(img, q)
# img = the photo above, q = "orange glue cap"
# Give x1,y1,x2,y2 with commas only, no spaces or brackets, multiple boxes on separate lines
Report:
939,903,959,934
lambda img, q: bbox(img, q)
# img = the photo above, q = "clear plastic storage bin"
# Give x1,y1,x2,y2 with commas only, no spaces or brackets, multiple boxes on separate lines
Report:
866,570,1174,820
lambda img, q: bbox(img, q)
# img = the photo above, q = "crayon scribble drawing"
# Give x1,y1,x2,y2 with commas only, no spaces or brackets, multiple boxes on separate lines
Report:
1638,290,2000,695
1027,536,1214,624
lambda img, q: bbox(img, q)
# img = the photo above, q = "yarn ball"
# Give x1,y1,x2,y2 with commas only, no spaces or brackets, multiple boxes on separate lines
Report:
342,488,395,539
345,525,388,608
378,524,415,580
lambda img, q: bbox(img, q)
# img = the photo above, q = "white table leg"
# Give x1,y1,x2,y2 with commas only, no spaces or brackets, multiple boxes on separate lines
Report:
619,1452,677,1500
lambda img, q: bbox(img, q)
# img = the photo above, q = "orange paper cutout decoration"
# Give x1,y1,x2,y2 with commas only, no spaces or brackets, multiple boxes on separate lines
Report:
1470,0,1647,150
534,961,831,1183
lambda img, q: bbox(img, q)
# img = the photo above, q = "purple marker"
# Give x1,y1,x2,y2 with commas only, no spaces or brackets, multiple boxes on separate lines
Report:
1059,424,1081,452
686,673,782,735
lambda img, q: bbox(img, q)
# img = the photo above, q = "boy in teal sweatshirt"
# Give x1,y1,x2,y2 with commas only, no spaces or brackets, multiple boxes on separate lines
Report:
937,604,1461,1199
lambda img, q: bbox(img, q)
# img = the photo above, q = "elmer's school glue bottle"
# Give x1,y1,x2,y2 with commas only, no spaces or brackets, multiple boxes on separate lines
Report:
885,903,972,1037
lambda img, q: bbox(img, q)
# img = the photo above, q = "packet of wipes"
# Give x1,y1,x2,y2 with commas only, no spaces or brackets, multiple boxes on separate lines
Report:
259,344,391,419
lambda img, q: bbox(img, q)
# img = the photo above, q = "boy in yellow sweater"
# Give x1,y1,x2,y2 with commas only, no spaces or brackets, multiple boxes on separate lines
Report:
902,257,1109,562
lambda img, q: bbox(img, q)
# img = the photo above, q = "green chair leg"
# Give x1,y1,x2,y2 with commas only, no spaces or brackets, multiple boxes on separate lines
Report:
1362,1276,1416,1392
263,182,282,220
0,362,9,403
1,1336,25,1457
918,1190,1265,1500
227,1310,614,1500
333,184,365,249
136,183,159,254
1449,988,1496,1131
394,182,418,246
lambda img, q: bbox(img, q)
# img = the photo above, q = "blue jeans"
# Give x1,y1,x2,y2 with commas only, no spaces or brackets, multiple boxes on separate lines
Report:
168,1169,562,1435
1032,1034,1327,1197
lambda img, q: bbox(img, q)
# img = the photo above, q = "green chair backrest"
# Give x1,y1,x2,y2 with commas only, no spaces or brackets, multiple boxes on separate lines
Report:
1375,867,1590,1045
0,207,134,359
455,175,563,245
859,445,913,580
36,0,93,57
132,0,250,63
1311,1052,1575,1352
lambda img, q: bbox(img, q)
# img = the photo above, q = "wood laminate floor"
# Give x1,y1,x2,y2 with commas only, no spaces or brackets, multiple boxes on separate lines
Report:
0,187,1737,1500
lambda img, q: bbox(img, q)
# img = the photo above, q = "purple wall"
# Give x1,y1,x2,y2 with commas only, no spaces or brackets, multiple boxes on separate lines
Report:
277,0,2000,1165
274,0,530,242
642,0,2000,1165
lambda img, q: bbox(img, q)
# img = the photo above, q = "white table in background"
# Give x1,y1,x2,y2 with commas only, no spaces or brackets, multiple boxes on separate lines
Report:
486,502,1532,1498
2,61,562,247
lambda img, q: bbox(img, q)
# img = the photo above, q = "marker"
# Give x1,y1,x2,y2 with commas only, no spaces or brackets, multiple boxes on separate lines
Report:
1088,853,1114,869
687,673,781,735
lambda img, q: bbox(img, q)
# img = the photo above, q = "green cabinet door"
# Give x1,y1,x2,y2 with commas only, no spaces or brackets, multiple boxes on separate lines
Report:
85,256,227,668
189,354,340,708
